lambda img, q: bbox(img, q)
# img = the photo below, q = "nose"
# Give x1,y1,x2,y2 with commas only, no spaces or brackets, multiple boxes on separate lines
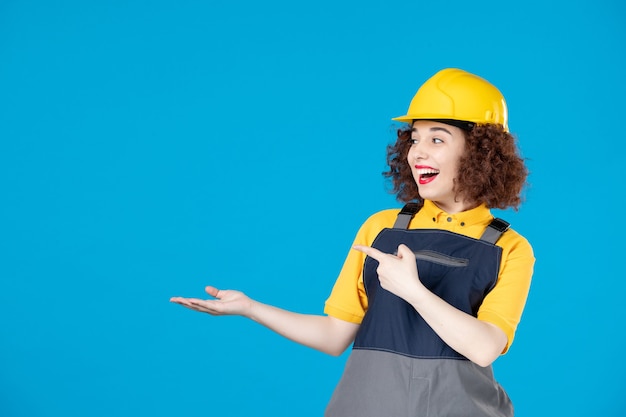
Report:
408,141,426,162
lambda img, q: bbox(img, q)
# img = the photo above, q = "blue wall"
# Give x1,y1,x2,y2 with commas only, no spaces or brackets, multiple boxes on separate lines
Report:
1,1,624,415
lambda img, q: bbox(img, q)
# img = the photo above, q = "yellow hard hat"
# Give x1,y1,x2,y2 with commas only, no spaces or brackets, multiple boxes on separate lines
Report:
393,68,508,131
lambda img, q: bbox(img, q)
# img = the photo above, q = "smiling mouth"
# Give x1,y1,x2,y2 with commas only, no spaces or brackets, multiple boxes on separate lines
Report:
416,168,439,185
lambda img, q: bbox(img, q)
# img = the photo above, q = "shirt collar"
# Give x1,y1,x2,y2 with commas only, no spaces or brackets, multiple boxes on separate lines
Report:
421,200,493,227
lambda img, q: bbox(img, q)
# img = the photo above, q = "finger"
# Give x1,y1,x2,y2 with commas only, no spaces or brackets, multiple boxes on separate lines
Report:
205,286,220,298
170,297,198,306
170,297,199,307
353,244,390,261
171,298,200,311
396,244,414,259
170,297,223,315
174,297,214,312
189,299,224,314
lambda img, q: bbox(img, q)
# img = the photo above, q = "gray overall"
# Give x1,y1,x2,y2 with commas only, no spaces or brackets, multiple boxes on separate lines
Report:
325,204,514,417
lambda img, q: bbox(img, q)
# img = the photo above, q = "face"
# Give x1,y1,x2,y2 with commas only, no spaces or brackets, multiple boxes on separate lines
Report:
407,120,469,213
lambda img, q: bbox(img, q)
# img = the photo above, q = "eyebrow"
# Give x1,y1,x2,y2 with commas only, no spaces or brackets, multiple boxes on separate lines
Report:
411,126,453,135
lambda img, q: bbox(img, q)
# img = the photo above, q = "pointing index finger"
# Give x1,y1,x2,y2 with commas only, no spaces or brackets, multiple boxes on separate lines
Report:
352,244,388,261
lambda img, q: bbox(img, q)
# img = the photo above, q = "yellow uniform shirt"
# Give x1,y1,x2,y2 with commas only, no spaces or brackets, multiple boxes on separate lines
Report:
324,200,535,353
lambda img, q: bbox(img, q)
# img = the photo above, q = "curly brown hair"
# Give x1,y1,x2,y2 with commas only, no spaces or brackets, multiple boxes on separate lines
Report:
384,124,528,210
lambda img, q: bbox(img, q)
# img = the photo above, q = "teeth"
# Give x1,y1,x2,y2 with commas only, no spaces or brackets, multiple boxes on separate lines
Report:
416,168,439,175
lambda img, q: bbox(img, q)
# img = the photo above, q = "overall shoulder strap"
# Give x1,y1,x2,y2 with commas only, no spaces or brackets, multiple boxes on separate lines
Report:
480,218,510,244
392,203,422,229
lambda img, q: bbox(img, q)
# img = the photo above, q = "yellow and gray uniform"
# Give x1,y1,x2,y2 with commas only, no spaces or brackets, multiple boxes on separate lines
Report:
324,200,534,417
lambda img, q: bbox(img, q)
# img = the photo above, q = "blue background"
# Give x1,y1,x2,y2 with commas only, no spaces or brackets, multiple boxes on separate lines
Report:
1,0,624,416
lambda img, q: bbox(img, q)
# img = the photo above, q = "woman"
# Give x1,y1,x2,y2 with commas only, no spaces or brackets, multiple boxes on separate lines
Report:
171,68,534,416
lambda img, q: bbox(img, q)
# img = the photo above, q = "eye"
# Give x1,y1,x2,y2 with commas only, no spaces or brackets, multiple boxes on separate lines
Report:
432,137,443,144
409,138,419,144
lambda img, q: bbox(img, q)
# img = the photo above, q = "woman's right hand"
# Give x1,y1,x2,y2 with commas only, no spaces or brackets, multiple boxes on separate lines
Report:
170,285,360,356
170,285,253,317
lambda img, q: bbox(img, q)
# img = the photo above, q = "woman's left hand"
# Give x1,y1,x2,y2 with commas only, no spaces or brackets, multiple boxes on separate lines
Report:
353,244,425,304
353,243,507,367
